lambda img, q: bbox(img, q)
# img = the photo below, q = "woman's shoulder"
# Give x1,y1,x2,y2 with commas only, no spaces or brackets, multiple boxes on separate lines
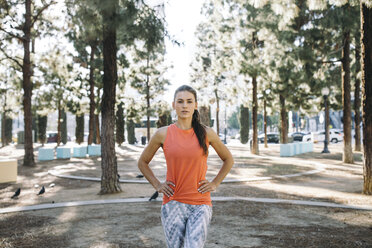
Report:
153,125,171,144
205,126,218,142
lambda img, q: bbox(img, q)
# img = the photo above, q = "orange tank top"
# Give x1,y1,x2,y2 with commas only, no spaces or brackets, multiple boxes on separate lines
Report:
162,124,211,206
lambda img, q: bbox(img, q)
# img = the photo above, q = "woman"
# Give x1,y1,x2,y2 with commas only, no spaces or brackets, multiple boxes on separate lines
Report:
138,85,234,248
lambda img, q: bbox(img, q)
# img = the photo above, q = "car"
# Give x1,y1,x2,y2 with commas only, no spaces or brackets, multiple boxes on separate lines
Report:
258,132,279,143
302,130,343,143
46,131,71,143
46,132,58,143
289,132,307,142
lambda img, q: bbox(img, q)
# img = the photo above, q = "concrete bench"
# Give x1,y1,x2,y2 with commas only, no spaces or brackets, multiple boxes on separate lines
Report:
73,146,87,158
38,148,54,161
280,143,295,157
56,147,71,159
88,145,101,157
0,159,17,183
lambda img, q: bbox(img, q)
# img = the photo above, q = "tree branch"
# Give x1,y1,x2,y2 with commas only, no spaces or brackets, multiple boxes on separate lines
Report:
31,1,57,28
316,59,342,64
0,46,23,69
0,27,24,42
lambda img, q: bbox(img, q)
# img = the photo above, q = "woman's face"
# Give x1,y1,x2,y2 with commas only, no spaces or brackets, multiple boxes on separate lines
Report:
173,90,198,119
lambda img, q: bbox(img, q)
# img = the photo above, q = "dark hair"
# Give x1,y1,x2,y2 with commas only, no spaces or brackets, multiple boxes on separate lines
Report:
174,85,208,155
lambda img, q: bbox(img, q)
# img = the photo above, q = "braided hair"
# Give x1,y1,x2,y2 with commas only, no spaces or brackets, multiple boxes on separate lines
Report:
174,85,208,155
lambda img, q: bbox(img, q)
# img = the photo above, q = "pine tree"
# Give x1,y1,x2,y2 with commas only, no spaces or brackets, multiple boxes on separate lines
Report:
0,0,56,166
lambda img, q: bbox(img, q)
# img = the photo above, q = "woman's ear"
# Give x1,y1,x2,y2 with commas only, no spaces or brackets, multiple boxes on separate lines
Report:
172,101,175,109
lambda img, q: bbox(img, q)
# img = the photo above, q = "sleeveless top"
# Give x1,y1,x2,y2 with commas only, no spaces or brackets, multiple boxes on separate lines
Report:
162,123,212,206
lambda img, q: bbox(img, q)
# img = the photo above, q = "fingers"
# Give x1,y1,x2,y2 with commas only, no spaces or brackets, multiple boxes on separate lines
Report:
157,181,175,197
198,180,216,194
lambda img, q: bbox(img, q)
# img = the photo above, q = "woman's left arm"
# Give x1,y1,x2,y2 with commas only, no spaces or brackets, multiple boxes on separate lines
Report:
198,127,234,194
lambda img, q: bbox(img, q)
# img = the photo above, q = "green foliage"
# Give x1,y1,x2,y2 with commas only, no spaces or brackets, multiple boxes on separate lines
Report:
75,114,84,144
116,102,125,145
37,115,47,145
239,105,249,144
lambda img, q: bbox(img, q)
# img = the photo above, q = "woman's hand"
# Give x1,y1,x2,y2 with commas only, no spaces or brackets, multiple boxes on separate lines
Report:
198,180,217,194
156,181,175,197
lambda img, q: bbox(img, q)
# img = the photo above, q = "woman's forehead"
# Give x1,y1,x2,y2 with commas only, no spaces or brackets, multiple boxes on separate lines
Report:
175,91,195,100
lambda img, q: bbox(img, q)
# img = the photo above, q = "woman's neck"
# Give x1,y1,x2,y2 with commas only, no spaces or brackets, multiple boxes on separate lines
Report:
175,119,192,130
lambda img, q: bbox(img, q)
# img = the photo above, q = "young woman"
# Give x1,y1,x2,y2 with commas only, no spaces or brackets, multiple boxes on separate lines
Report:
138,85,234,248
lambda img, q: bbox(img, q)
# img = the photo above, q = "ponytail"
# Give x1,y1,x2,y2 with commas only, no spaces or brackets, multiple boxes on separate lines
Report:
192,109,208,155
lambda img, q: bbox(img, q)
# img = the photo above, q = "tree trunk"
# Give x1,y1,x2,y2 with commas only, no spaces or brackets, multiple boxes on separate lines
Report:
280,94,288,144
95,114,101,144
146,55,150,142
1,113,5,147
215,89,220,135
88,44,97,145
361,4,372,194
75,114,84,144
38,115,47,146
100,0,121,194
251,76,259,154
342,31,354,163
127,119,135,144
22,0,35,166
325,96,330,147
239,105,249,144
61,109,67,144
264,99,268,148
116,102,125,146
199,105,210,127
57,103,61,146
354,45,362,152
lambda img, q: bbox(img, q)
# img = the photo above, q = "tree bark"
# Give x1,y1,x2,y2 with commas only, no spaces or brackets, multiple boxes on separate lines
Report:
199,106,210,127
361,4,372,194
88,44,97,145
354,45,362,152
280,94,288,144
100,0,121,194
342,31,354,163
264,99,268,148
1,113,6,147
22,0,35,166
95,114,101,144
146,55,150,142
215,89,220,135
57,103,61,146
251,76,259,154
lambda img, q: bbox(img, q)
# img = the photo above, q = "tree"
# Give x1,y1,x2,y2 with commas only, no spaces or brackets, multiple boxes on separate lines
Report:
0,0,56,166
199,105,211,127
75,114,84,144
66,0,102,145
116,102,125,146
354,45,362,152
360,2,372,194
239,105,249,144
99,0,121,194
37,115,47,145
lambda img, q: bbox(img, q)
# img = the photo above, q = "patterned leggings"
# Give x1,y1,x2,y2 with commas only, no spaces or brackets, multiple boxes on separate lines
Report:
161,201,212,248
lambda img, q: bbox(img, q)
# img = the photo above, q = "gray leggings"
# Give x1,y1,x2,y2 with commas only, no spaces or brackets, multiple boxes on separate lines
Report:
161,201,212,248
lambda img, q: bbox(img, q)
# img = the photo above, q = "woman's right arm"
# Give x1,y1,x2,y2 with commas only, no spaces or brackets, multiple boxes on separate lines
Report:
137,127,174,197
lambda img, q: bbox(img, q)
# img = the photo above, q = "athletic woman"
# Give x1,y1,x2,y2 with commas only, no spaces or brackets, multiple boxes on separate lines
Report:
138,85,234,248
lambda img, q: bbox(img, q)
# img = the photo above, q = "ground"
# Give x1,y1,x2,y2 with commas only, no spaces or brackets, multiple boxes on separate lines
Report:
0,141,371,248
